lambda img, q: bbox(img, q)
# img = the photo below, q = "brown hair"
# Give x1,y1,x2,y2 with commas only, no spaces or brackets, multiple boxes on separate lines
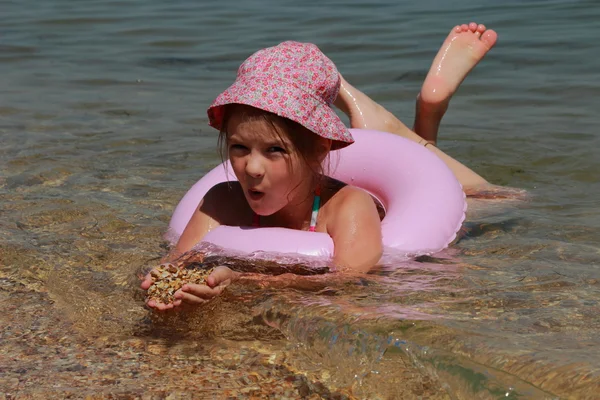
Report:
217,104,331,192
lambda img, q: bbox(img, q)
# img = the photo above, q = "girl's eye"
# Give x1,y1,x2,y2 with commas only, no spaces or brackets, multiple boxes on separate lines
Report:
268,146,286,153
229,144,247,151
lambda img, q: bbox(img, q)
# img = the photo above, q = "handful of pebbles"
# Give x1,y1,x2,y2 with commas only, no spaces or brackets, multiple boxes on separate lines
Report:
146,263,214,304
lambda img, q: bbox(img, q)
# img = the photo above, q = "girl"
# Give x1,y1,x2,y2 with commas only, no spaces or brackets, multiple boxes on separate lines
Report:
142,23,500,310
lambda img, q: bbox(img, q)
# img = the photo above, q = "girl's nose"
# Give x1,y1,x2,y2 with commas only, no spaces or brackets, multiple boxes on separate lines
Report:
245,153,265,178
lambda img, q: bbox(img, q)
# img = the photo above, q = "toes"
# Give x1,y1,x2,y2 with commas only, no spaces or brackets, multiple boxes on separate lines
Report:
458,23,493,41
473,24,486,38
480,29,498,49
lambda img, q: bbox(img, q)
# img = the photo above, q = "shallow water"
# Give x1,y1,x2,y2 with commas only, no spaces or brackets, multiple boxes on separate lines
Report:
2,0,600,398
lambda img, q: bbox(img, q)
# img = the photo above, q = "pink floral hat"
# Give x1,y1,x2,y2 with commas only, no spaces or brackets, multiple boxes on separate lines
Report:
207,41,354,150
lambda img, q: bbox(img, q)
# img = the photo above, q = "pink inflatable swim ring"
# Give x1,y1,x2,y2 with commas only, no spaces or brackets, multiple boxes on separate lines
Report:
167,129,467,257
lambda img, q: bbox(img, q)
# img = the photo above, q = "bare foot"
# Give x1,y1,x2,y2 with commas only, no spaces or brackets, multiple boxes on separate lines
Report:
414,23,498,144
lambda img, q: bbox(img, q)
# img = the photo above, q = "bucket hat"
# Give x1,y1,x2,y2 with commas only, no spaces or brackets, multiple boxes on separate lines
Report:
207,41,354,149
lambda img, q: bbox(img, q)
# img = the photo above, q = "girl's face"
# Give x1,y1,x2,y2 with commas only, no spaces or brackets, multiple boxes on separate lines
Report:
226,111,313,216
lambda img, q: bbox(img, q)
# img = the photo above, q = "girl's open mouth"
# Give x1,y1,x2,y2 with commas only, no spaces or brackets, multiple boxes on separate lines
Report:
248,189,265,201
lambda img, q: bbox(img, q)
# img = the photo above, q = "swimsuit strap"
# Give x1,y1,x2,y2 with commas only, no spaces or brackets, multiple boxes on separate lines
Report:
308,185,321,232
252,185,321,231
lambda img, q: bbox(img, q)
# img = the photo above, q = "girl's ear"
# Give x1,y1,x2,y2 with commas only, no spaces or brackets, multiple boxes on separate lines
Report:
317,139,332,163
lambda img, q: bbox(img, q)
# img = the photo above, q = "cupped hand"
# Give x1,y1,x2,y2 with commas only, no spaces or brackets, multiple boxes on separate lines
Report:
140,268,176,311
141,266,238,311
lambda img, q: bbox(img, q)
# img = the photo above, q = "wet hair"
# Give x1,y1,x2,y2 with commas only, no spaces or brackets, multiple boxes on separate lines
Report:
217,104,331,190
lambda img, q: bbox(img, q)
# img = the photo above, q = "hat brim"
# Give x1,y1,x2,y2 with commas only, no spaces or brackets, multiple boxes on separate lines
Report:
207,77,354,150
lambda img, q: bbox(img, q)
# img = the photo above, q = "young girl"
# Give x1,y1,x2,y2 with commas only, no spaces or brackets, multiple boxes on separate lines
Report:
142,23,499,310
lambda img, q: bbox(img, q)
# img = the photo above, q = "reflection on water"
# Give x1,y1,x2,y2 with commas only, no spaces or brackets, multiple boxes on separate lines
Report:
2,0,600,398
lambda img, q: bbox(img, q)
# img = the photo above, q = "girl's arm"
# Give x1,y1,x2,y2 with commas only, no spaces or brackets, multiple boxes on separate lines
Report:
140,189,224,310
164,182,242,262
168,197,221,261
327,187,383,272
174,269,333,307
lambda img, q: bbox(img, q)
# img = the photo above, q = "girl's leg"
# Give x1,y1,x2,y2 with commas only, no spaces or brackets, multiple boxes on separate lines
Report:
336,78,489,190
334,23,498,191
413,23,498,145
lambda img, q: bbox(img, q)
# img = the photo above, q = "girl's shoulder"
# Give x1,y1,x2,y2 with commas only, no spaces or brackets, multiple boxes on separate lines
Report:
323,180,370,204
319,177,384,230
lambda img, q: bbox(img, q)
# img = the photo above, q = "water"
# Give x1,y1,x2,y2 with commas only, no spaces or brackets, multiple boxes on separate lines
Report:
1,0,600,398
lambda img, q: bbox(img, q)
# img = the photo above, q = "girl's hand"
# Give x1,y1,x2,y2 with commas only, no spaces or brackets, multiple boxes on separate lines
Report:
140,269,155,291
173,266,238,306
141,266,239,311
140,268,176,311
